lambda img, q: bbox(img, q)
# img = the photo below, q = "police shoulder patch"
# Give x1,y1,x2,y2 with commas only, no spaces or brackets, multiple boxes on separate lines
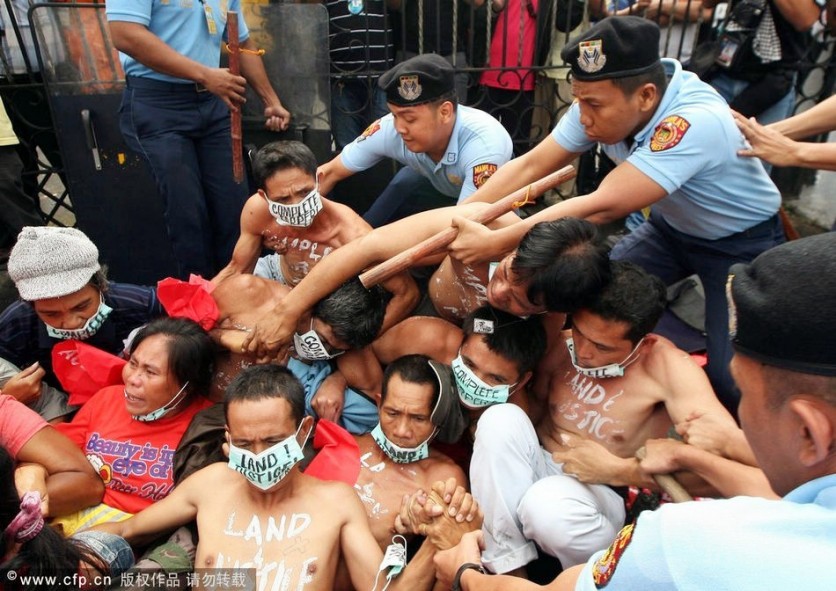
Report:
650,115,690,152
357,119,381,142
592,523,635,588
472,163,498,188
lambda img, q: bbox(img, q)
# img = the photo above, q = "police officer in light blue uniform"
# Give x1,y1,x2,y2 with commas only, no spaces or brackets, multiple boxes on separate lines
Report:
317,53,513,227
106,0,290,279
449,17,785,412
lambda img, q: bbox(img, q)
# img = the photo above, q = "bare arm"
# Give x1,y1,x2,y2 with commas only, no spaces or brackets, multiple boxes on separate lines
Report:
650,339,737,428
16,427,104,517
772,0,821,32
212,198,267,284
238,38,290,131
372,317,463,365
337,485,436,591
451,161,668,264
379,272,420,333
93,467,203,546
551,433,656,488
433,531,583,590
244,203,491,357
646,0,708,23
109,21,247,110
335,347,384,401
758,96,836,140
675,410,758,465
639,438,777,498
318,155,357,197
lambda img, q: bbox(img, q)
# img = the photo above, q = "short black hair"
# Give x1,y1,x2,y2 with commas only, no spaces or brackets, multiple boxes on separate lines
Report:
512,218,611,313
223,364,305,425
130,317,215,398
429,91,459,110
462,305,547,376
584,261,666,344
252,141,317,190
381,354,439,410
610,62,668,97
313,278,392,349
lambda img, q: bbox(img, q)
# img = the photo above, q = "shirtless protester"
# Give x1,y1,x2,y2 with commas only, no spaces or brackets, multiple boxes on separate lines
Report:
245,214,609,357
211,140,417,330
472,261,737,574
210,274,390,431
339,354,473,589
373,306,548,439
96,365,438,591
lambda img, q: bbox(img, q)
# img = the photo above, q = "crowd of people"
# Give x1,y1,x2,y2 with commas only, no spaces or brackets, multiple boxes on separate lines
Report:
1,2,835,591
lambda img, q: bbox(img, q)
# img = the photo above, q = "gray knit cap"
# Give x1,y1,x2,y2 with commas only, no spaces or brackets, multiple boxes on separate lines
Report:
8,226,101,301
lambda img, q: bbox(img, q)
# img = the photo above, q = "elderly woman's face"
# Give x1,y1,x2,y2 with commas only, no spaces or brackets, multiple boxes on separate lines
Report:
122,334,182,416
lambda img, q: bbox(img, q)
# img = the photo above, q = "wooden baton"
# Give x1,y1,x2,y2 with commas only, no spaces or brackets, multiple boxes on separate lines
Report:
635,446,694,503
358,164,576,288
227,11,245,184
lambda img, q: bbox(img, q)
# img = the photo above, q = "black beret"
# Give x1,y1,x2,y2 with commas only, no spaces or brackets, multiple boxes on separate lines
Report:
729,232,836,376
378,53,455,106
561,16,662,81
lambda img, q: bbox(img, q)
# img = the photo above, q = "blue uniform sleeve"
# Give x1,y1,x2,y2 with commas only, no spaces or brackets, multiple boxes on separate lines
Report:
552,102,597,154
106,0,152,25
626,108,729,195
225,0,250,43
457,142,513,200
340,116,402,172
574,512,676,591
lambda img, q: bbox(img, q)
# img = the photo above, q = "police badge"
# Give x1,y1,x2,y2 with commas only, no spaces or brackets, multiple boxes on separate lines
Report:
398,75,422,102
578,39,606,74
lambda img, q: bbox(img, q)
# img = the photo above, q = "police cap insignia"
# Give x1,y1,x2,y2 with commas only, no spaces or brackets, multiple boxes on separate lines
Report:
379,54,455,106
561,16,661,81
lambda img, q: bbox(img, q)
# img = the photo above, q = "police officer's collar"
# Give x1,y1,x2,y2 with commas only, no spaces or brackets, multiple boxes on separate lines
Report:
631,59,683,145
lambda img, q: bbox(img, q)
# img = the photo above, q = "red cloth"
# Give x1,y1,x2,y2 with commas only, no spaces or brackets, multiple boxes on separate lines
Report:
304,419,361,485
156,277,219,331
56,385,211,513
0,394,48,457
52,341,127,406
480,0,539,92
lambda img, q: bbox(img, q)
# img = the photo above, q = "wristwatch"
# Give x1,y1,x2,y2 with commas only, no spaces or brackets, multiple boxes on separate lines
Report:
452,562,487,591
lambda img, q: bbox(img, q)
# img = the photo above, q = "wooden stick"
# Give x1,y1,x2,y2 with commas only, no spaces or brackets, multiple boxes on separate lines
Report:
359,165,576,288
635,446,694,503
227,11,244,184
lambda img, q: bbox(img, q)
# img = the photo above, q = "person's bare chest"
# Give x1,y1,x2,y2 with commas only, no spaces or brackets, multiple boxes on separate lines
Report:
429,258,490,323
196,501,341,590
354,452,432,545
545,367,669,456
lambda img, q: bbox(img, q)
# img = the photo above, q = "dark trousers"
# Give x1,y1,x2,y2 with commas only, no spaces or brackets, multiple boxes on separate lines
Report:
479,86,534,156
0,145,43,247
362,166,455,228
119,76,248,279
610,211,785,413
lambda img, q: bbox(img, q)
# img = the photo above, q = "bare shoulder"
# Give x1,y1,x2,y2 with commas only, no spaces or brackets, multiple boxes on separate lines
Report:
303,476,364,509
641,334,704,377
426,450,467,486
327,200,372,240
240,194,273,230
176,462,234,502
639,334,720,404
